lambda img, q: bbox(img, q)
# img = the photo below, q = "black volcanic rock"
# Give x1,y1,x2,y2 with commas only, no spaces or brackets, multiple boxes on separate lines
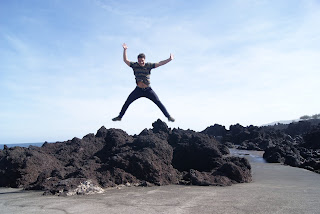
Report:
107,134,179,186
262,124,320,173
152,119,170,134
200,119,320,174
0,120,252,195
168,129,226,172
201,124,227,137
263,144,303,167
218,156,251,183
302,125,320,149
286,121,313,137
227,125,261,147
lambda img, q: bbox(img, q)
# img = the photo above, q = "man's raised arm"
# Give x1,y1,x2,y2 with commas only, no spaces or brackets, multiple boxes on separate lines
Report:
123,43,130,66
155,53,174,68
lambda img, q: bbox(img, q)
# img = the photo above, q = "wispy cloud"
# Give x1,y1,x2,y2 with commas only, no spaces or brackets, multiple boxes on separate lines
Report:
1,0,320,143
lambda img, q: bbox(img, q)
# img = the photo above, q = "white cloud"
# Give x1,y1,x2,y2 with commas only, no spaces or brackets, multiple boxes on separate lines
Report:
1,0,320,143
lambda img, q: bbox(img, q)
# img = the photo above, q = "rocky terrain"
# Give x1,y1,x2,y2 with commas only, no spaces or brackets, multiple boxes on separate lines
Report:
203,119,320,174
0,120,251,196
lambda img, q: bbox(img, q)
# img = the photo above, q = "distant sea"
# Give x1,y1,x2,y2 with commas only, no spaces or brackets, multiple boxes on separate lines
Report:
0,142,45,150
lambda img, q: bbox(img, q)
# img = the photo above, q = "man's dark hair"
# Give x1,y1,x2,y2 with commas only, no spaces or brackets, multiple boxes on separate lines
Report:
137,53,145,59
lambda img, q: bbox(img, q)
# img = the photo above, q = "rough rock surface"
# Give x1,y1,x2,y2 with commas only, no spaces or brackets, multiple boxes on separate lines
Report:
202,120,320,174
263,124,320,173
0,120,252,195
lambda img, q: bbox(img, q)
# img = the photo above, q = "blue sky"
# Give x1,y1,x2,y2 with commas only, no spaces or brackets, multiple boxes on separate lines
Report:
1,0,320,144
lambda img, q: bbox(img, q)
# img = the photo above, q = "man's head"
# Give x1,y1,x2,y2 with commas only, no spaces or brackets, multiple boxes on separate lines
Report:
137,53,145,66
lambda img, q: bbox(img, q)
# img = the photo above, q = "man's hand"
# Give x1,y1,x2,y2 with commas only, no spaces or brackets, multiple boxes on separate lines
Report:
123,43,130,66
170,53,174,60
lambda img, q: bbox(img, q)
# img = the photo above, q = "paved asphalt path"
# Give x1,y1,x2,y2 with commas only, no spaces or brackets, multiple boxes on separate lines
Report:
1,150,319,214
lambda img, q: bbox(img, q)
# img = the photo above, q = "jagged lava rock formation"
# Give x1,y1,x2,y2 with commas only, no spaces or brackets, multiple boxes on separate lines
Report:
0,120,252,196
203,120,320,174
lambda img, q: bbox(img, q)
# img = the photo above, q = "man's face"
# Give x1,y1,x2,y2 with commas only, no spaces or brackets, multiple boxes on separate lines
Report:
138,57,145,66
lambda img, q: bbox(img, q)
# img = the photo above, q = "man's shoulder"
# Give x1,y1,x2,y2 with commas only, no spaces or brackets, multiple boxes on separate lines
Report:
130,62,138,67
145,62,156,68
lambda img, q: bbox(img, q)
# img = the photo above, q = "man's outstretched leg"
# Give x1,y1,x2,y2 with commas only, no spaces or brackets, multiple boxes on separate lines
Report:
144,87,175,122
112,87,142,121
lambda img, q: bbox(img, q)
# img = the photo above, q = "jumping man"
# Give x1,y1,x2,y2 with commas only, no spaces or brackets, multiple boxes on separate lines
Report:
112,43,175,122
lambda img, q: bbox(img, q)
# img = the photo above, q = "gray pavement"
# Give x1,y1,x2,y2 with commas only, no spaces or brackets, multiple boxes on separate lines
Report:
1,150,320,214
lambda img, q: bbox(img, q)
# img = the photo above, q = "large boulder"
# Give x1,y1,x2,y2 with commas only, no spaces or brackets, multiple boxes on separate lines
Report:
168,129,227,171
201,124,227,137
263,142,303,167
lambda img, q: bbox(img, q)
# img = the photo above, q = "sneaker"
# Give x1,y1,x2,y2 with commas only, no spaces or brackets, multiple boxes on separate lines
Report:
112,116,122,121
168,116,175,122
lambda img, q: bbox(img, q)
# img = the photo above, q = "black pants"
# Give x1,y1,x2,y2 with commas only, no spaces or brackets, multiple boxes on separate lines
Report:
118,87,170,118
